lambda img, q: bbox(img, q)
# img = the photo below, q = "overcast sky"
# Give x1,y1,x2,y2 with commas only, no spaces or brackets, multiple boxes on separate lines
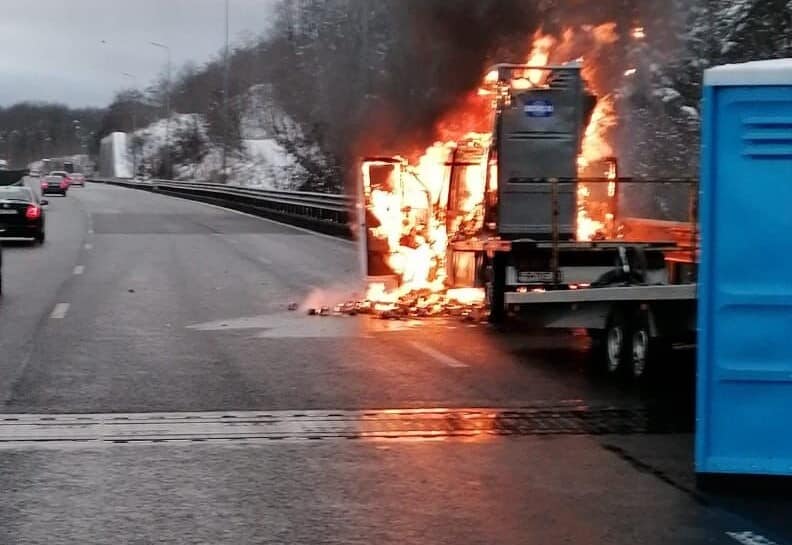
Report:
0,0,277,108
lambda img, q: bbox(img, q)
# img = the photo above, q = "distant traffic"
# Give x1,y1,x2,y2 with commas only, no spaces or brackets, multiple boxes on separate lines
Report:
0,167,88,295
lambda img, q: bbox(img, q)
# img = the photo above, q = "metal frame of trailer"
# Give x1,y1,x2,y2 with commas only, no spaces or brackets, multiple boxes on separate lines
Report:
503,283,696,333
477,174,700,380
501,282,698,380
504,284,696,305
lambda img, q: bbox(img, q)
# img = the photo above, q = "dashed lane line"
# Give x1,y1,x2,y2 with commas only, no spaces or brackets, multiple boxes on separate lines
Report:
408,341,469,368
73,265,85,275
727,530,780,545
50,303,70,319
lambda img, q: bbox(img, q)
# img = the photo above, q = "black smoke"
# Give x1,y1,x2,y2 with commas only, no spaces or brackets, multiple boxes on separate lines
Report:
267,0,636,190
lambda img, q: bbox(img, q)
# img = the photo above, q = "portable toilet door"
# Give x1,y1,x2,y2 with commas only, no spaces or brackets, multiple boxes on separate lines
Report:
697,59,792,476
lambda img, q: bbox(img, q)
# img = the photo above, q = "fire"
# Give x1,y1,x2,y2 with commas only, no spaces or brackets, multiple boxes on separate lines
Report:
574,24,619,241
362,133,491,306
512,31,557,88
361,23,621,310
483,25,620,240
592,22,619,45
576,185,602,241
362,157,447,299
577,92,617,240
582,94,616,161
446,287,486,306
365,282,397,304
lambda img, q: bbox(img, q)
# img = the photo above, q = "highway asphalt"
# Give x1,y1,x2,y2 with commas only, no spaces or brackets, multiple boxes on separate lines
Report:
0,179,789,544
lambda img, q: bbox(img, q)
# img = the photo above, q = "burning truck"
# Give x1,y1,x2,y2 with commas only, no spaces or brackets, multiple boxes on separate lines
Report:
353,28,699,379
358,60,631,316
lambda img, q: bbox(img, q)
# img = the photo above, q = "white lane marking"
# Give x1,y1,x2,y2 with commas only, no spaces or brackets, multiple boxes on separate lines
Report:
50,303,70,319
73,265,85,275
143,188,355,246
727,531,779,545
408,341,468,368
88,229,94,235
84,243,93,250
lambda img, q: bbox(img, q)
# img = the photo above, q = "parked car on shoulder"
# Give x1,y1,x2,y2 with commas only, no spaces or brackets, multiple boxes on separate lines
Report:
0,185,46,243
41,174,69,196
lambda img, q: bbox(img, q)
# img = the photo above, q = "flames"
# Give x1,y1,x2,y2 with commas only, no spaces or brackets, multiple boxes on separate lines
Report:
361,23,621,309
578,93,618,240
362,132,492,305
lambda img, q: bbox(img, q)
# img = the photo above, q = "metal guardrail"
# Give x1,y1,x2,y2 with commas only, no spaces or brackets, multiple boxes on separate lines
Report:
90,178,353,238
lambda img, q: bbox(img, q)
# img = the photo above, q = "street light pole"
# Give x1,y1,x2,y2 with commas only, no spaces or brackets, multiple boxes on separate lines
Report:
122,72,138,178
222,0,230,182
150,41,171,178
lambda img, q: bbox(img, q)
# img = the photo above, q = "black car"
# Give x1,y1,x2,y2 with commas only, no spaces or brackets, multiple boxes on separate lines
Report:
41,174,68,196
0,186,46,244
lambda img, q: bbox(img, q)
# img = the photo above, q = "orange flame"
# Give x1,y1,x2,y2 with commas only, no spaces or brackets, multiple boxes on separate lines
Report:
362,23,621,302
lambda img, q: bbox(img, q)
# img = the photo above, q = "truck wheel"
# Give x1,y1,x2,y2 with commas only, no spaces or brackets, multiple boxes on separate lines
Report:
604,310,630,375
487,254,506,324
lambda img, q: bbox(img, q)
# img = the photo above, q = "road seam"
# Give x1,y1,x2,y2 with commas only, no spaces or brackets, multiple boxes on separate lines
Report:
0,404,668,447
408,341,468,368
50,303,70,319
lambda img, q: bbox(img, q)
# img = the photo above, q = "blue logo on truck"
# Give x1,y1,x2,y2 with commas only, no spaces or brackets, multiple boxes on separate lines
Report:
523,99,554,117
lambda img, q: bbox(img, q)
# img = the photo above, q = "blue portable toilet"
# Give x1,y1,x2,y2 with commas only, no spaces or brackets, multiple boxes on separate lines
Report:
697,59,792,476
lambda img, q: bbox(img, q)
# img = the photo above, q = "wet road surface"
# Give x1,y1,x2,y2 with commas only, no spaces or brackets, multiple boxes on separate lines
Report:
0,180,789,544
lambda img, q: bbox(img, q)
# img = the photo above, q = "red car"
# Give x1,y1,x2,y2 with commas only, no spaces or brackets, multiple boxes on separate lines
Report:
41,174,69,196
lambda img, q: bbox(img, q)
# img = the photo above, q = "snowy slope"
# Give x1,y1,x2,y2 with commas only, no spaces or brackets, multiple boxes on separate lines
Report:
130,112,305,188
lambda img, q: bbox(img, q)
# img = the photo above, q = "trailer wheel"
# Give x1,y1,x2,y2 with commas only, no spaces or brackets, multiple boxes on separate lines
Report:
604,310,630,375
631,327,650,380
630,309,668,381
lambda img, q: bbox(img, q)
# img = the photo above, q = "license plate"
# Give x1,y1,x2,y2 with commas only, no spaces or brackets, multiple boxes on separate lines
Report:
517,271,556,283
0,210,18,215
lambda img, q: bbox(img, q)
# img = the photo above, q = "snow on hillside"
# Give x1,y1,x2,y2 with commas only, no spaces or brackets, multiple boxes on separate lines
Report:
130,95,309,189
237,138,305,188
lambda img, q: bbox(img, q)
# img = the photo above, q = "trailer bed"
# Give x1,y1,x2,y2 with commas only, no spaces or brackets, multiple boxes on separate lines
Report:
504,283,696,305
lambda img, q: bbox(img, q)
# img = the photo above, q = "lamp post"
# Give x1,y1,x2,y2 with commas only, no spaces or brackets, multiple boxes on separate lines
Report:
122,72,138,177
72,119,81,154
221,0,231,182
150,41,171,178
